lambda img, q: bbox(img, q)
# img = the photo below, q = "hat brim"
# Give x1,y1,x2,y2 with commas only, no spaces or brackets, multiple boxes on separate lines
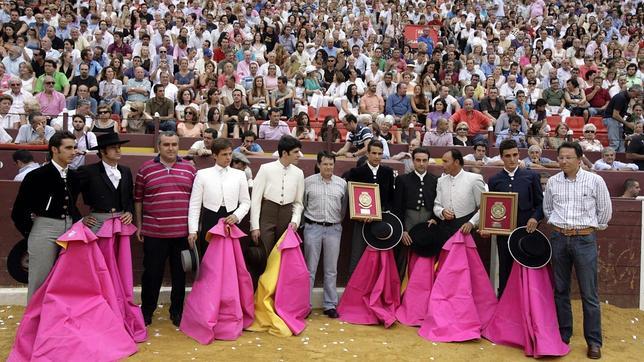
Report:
408,222,448,258
508,226,552,269
181,246,200,274
7,239,28,284
89,139,130,151
362,211,403,250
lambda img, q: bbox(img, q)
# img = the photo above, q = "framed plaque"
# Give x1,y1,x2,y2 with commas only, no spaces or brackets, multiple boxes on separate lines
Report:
348,182,382,221
479,192,518,235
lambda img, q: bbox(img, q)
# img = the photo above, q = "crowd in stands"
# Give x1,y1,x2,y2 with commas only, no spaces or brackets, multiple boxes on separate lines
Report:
0,0,642,168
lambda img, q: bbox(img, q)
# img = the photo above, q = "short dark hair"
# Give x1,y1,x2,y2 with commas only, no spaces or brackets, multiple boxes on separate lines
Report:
241,130,257,139
316,150,335,164
277,135,302,158
203,128,217,137
344,114,357,124
499,139,519,155
624,178,639,191
557,141,583,158
412,146,430,159
12,149,34,163
448,148,464,166
48,131,75,158
211,138,232,155
508,115,522,125
153,83,165,93
473,142,488,151
367,139,384,152
277,76,288,84
269,107,281,116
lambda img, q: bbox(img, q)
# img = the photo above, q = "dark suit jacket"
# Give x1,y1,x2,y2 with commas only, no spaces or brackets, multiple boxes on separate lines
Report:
346,163,395,211
394,171,438,229
77,162,134,214
11,162,81,237
488,167,544,226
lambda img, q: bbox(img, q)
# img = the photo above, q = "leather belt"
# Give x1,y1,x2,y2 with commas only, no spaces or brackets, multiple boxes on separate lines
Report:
553,226,595,236
305,218,336,227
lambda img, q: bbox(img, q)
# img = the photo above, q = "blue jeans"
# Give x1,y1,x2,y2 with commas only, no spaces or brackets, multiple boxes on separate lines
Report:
146,120,176,133
303,223,342,310
603,117,624,152
551,232,602,347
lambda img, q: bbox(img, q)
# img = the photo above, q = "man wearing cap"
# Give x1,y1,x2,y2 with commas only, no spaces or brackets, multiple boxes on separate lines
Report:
394,147,438,278
434,149,487,236
188,138,250,259
231,151,254,187
345,140,395,274
77,133,134,234
250,136,304,271
543,141,612,359
12,131,81,301
302,151,347,319
484,140,544,296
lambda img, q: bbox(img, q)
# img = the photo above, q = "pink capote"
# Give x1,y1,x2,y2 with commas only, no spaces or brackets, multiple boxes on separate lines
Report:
8,221,137,362
180,220,254,343
337,247,401,328
95,217,147,343
396,253,436,326
482,262,570,357
273,228,311,335
419,231,498,342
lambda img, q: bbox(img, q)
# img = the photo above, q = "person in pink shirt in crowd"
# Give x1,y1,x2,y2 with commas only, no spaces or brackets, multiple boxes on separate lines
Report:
259,107,290,141
35,75,66,117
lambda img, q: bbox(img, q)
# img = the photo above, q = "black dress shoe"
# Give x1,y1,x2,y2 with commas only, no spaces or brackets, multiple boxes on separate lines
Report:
143,314,152,326
170,313,182,327
323,308,339,319
587,345,601,359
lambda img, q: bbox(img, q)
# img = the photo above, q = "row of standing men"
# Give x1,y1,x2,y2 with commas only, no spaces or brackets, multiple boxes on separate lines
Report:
11,131,611,357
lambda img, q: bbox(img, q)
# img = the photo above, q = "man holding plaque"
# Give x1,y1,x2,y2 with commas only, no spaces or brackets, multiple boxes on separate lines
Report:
484,139,544,296
393,146,438,278
346,140,395,275
433,149,487,236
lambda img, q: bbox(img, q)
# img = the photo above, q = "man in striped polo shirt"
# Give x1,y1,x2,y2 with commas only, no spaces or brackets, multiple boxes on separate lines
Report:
135,131,197,327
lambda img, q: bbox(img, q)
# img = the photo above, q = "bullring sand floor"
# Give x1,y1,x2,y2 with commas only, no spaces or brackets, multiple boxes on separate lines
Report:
0,301,642,361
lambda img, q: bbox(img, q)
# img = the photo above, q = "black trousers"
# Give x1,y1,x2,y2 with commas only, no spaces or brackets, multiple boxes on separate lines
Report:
198,207,232,259
496,235,512,298
141,236,188,318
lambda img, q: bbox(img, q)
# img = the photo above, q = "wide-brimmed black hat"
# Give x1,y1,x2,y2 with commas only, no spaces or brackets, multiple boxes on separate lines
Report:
90,132,130,150
362,211,403,250
408,221,449,257
7,239,28,284
181,244,200,275
508,226,552,269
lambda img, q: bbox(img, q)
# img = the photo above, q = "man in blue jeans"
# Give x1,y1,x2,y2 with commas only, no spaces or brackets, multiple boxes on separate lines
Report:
302,151,347,318
543,142,612,360
602,85,641,152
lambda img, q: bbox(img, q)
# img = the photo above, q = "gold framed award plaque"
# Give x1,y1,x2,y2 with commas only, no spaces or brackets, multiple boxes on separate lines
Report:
348,182,382,221
479,192,518,235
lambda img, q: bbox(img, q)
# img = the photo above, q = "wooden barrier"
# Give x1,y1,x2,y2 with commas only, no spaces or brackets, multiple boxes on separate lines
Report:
0,179,639,307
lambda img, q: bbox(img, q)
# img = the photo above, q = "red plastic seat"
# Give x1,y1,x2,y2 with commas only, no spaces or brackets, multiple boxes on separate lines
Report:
566,116,585,131
588,117,607,134
546,116,562,129
316,107,339,122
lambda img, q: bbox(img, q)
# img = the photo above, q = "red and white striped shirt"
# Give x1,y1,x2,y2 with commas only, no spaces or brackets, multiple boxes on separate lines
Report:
135,156,196,238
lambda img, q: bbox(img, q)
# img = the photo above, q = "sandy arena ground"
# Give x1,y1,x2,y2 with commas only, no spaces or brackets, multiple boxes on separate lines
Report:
0,301,642,361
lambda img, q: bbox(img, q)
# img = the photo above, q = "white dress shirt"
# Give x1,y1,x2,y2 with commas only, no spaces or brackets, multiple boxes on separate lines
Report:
188,164,251,234
102,161,121,189
250,160,305,230
51,159,68,179
434,169,487,226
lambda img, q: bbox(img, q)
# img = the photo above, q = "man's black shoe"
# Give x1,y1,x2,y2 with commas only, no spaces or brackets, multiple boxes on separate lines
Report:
323,308,339,319
143,314,152,326
170,313,182,327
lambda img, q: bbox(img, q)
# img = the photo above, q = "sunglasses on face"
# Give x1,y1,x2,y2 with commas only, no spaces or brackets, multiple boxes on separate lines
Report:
99,110,110,114
45,81,55,85
457,128,468,131
185,111,194,115
584,130,595,133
